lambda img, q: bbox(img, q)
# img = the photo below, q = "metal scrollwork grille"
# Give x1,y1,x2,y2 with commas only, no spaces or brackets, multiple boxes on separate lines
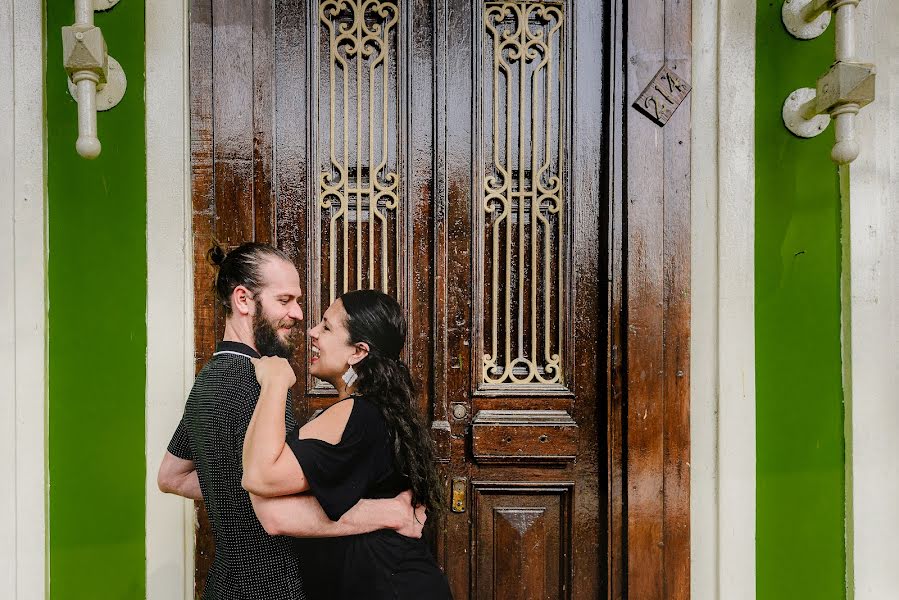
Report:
318,0,400,306
482,1,565,387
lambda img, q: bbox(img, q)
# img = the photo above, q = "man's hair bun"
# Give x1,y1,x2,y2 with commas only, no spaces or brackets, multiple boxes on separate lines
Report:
207,243,227,267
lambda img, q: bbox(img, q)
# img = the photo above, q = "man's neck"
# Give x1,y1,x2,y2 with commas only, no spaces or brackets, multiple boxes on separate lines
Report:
222,319,258,353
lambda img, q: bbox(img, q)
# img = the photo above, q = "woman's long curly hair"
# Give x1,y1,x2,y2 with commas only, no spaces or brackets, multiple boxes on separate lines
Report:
339,289,442,512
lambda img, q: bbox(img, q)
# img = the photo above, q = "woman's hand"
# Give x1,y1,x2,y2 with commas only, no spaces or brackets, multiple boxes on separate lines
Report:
250,356,296,389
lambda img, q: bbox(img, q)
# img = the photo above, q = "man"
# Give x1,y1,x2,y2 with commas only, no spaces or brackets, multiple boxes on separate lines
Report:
158,242,422,600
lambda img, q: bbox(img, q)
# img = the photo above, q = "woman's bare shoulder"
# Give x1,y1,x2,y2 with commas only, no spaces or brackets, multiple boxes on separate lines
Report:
297,397,354,445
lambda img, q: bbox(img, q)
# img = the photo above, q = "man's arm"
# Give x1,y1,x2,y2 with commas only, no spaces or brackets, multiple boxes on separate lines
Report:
157,451,203,501
251,490,427,538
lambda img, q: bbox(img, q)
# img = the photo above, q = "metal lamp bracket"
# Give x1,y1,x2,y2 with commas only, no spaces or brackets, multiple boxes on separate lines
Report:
781,0,876,164
782,0,833,39
62,0,126,159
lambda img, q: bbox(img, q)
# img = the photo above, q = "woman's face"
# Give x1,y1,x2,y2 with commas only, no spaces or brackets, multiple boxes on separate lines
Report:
308,299,357,384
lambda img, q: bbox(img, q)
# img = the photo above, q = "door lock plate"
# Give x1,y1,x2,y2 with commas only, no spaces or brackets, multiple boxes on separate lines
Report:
451,477,467,513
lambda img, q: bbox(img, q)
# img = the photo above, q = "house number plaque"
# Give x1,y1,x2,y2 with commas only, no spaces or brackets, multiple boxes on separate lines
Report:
633,64,691,127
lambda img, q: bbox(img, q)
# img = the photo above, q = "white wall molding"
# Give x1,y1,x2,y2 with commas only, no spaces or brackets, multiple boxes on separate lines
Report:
145,1,195,598
846,1,899,598
1,1,47,598
691,1,756,598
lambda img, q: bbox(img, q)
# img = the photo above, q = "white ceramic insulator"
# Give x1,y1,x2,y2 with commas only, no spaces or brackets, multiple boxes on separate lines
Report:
834,3,856,61
831,105,860,164
74,75,101,158
74,0,94,25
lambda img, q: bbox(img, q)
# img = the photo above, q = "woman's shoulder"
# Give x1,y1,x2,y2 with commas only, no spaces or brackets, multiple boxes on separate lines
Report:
349,395,387,425
298,397,355,445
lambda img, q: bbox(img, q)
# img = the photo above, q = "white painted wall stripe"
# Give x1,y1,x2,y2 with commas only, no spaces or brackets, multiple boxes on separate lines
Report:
1,2,47,598
146,1,195,598
691,1,756,598
847,1,899,598
690,1,721,594
1,1,17,594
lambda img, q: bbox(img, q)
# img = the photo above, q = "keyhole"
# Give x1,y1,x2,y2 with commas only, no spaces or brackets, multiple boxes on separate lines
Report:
539,434,549,443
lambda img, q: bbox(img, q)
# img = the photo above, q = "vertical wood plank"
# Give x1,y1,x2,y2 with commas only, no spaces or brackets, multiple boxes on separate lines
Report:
623,0,691,598
441,0,475,594
273,0,310,416
408,0,435,422
608,1,627,597
570,0,606,598
253,0,275,243
431,0,453,576
213,0,256,246
661,0,691,597
189,0,216,595
191,0,216,371
625,0,666,596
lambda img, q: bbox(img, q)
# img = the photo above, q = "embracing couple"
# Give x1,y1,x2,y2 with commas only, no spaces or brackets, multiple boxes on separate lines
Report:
157,242,452,600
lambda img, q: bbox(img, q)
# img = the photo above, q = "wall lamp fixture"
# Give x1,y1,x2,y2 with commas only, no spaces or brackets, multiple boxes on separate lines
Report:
781,0,875,164
61,0,127,159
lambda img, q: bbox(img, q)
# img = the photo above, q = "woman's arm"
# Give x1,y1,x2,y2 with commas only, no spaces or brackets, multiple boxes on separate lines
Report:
242,357,309,497
250,490,427,538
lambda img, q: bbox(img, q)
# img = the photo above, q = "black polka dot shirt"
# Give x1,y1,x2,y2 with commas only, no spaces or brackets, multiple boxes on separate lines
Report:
168,341,306,600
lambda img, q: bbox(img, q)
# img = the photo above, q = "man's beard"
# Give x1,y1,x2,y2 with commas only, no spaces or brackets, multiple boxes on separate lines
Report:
253,311,300,359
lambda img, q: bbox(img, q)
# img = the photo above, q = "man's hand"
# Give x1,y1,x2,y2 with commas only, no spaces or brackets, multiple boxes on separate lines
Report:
387,490,428,539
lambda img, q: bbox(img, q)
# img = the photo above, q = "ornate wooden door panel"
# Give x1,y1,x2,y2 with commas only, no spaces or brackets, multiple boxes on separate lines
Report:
435,1,605,598
190,0,610,597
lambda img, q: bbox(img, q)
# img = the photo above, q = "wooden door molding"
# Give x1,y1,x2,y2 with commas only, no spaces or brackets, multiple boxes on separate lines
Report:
607,0,692,598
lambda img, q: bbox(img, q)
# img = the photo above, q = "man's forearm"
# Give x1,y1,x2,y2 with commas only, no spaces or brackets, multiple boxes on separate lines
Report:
173,470,203,501
158,452,203,501
161,469,202,501
251,494,399,538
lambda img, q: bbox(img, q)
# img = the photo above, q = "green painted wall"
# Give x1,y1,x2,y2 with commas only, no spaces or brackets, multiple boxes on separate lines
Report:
47,2,147,599
756,3,847,599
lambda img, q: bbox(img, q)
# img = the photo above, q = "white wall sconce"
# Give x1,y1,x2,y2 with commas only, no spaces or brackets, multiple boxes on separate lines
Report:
62,0,127,159
781,0,875,164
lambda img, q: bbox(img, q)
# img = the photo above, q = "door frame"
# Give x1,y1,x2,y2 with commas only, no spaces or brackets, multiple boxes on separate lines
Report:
177,0,694,598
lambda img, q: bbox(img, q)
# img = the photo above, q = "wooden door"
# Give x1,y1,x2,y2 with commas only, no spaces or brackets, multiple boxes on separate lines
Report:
190,0,616,598
431,2,605,599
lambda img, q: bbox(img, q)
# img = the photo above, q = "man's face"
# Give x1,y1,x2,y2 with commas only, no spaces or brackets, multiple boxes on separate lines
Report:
251,258,304,358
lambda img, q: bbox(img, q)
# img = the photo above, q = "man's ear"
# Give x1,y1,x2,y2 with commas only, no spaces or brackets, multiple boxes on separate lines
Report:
348,341,370,366
232,285,254,316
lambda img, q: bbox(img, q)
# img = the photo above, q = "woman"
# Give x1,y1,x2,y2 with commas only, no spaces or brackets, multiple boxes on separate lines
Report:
242,289,452,599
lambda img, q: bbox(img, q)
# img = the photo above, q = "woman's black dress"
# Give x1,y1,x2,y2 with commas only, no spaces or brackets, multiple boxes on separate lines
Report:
286,396,452,600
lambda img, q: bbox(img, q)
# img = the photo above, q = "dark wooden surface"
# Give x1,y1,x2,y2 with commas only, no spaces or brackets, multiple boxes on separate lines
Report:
188,0,216,592
188,0,692,598
619,0,692,597
471,410,579,465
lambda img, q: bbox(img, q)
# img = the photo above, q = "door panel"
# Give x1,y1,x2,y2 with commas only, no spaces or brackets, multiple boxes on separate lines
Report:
190,0,607,597
438,2,604,598
471,482,573,599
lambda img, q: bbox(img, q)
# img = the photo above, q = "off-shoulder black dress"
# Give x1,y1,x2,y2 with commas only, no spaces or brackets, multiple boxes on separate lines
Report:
286,396,452,600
